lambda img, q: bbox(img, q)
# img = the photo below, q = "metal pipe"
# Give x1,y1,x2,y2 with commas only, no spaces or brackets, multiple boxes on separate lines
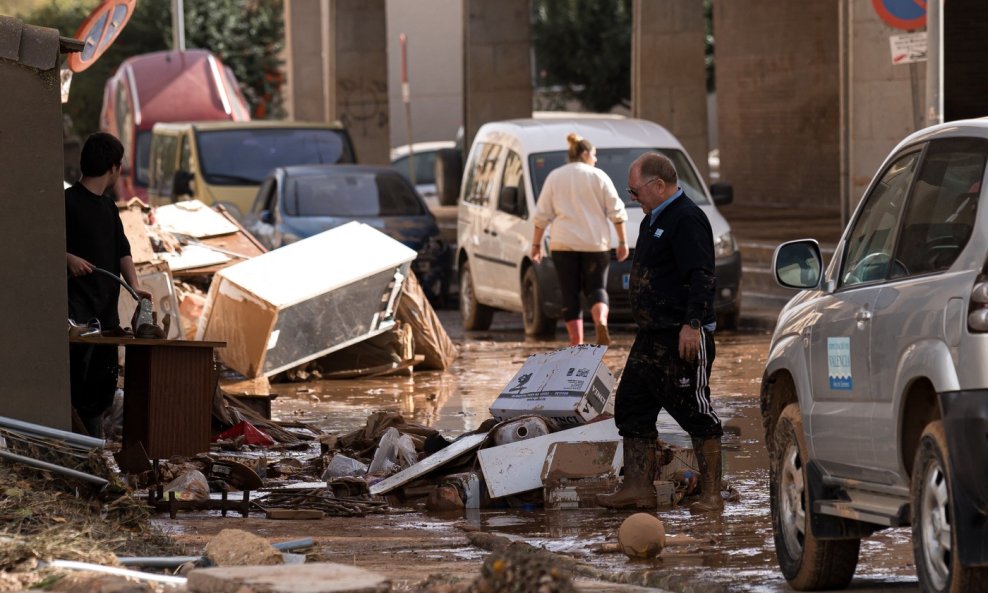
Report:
117,539,314,569
0,450,108,487
48,560,187,585
0,415,105,449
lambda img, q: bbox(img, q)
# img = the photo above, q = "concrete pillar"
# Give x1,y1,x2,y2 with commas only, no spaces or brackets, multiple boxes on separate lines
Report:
283,0,390,164
0,20,70,429
632,0,709,181
386,0,463,146
840,0,925,217
714,0,840,210
462,0,533,149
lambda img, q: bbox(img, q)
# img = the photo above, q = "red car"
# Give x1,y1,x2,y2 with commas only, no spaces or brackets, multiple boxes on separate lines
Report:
99,49,251,202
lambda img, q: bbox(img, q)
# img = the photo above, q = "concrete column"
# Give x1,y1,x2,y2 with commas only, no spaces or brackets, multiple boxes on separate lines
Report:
714,0,840,209
843,0,925,212
632,0,709,181
0,23,70,429
462,0,533,149
283,0,390,164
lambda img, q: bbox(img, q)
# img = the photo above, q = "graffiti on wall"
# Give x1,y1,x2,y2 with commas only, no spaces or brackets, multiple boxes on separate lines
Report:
338,78,389,137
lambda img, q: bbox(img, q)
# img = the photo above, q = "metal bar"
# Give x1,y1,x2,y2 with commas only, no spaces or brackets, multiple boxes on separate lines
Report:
0,450,108,487
49,560,187,585
0,415,105,449
117,538,314,568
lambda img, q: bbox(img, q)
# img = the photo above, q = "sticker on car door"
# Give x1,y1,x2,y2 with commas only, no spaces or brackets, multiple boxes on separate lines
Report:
827,337,852,390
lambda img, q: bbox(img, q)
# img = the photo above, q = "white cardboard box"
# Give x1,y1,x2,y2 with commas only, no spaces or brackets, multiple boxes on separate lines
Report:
490,345,614,426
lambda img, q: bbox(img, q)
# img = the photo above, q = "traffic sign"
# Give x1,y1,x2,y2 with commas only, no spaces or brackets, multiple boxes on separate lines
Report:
67,0,137,73
872,0,927,31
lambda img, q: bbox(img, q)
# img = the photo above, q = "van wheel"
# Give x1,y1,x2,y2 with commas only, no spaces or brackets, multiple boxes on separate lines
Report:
772,404,860,590
912,421,988,593
522,267,556,336
460,261,493,331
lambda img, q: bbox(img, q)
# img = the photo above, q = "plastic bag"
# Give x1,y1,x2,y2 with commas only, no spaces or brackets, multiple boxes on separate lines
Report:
163,469,210,502
367,428,418,475
321,454,368,479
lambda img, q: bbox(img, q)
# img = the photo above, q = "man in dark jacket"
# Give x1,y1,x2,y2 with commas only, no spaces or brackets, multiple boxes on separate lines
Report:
66,132,150,437
598,152,724,513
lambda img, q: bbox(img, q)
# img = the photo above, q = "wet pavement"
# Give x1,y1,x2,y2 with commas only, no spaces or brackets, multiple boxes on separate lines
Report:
165,309,919,592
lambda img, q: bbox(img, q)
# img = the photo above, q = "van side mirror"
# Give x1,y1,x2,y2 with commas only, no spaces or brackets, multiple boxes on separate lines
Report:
173,170,195,199
498,186,520,215
710,182,733,206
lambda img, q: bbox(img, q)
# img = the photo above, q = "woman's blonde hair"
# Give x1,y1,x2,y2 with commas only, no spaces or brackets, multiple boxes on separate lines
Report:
566,133,594,163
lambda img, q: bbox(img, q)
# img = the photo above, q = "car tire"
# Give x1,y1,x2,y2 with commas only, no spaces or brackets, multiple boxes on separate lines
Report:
771,404,860,590
522,267,556,336
460,260,494,331
911,421,988,593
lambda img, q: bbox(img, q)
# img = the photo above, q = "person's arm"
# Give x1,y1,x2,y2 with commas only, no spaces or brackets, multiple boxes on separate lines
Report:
67,252,93,277
614,221,629,262
531,225,547,263
674,214,716,360
120,255,152,301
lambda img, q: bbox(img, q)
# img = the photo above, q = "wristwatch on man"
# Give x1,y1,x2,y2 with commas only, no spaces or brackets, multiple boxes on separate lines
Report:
688,318,702,330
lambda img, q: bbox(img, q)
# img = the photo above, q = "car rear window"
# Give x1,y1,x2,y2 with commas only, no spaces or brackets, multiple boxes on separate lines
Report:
392,151,438,185
287,171,425,217
529,148,709,206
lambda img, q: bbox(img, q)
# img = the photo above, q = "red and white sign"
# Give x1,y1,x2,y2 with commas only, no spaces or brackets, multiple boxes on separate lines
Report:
67,0,137,73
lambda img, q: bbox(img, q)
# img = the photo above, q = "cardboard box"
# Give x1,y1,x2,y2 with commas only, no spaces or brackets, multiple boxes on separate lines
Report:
654,480,676,509
490,345,614,426
541,441,623,510
197,222,416,377
545,476,620,510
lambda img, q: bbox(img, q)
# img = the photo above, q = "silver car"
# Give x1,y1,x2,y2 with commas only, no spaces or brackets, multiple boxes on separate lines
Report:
762,119,988,592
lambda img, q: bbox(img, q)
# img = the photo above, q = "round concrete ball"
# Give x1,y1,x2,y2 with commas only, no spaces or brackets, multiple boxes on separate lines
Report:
618,513,666,559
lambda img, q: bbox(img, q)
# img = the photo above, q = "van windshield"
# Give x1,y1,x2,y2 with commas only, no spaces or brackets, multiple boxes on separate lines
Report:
529,148,709,206
197,128,354,185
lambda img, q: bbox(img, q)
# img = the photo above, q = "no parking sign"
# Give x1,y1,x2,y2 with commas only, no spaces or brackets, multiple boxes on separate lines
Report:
872,0,927,30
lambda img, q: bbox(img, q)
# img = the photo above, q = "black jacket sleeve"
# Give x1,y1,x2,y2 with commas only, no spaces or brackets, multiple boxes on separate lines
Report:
672,211,716,325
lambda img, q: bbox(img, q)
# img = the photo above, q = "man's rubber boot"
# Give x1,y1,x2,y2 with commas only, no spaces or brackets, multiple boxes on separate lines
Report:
689,436,725,513
597,437,657,509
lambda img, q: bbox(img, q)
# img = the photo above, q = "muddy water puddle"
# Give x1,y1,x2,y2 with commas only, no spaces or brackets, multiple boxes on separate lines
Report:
258,315,915,591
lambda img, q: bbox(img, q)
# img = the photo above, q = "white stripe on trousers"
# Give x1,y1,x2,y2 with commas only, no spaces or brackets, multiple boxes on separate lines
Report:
694,329,720,422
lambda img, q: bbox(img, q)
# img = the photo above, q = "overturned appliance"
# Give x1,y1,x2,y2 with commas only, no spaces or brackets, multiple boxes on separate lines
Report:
197,222,416,378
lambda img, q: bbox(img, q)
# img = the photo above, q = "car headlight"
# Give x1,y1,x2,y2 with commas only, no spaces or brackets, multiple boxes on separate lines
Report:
714,231,737,258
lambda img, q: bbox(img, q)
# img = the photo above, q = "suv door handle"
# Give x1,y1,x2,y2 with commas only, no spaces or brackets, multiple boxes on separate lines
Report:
855,309,872,322
484,228,498,237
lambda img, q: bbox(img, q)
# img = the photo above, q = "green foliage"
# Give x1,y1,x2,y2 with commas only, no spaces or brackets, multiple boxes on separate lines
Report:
19,0,283,139
532,0,632,113
184,0,284,119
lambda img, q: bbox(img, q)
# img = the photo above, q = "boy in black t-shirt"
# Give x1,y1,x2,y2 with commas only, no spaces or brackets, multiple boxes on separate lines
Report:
66,132,151,437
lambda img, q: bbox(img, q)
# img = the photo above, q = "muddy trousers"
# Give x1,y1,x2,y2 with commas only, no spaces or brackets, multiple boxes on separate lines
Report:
614,328,722,440
69,344,118,436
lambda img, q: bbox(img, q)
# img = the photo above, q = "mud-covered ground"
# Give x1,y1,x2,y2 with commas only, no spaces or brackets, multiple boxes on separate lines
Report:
160,311,918,592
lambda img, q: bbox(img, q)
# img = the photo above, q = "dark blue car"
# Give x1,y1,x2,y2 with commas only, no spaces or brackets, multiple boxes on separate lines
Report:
244,165,451,305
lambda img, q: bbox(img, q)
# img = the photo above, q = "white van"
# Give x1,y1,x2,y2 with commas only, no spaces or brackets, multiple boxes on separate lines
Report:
455,117,741,334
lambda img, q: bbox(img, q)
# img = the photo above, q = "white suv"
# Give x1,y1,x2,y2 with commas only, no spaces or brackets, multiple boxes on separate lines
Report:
455,117,741,334
763,119,988,592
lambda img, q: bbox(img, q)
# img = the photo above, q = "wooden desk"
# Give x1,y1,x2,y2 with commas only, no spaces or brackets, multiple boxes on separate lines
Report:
70,337,225,459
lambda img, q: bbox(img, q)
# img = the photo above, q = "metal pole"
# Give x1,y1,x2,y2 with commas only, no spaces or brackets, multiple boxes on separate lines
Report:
400,33,415,185
0,415,105,449
926,0,943,125
0,450,108,487
838,0,853,228
172,0,186,51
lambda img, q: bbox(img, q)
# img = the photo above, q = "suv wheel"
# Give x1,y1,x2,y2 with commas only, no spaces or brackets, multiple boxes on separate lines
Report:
522,267,556,336
912,421,988,593
460,260,494,331
772,404,860,590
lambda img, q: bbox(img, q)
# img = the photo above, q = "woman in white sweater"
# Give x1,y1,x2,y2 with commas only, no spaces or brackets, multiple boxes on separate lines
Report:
530,133,629,345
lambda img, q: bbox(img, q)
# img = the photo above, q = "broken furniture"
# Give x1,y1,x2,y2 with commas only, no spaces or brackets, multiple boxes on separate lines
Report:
198,222,417,378
490,345,615,426
68,335,236,514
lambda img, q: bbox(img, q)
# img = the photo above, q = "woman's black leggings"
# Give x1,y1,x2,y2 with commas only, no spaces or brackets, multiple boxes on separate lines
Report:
551,250,610,321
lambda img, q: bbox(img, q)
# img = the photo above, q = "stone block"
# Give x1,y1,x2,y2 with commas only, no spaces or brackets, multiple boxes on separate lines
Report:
188,563,390,593
205,529,283,567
